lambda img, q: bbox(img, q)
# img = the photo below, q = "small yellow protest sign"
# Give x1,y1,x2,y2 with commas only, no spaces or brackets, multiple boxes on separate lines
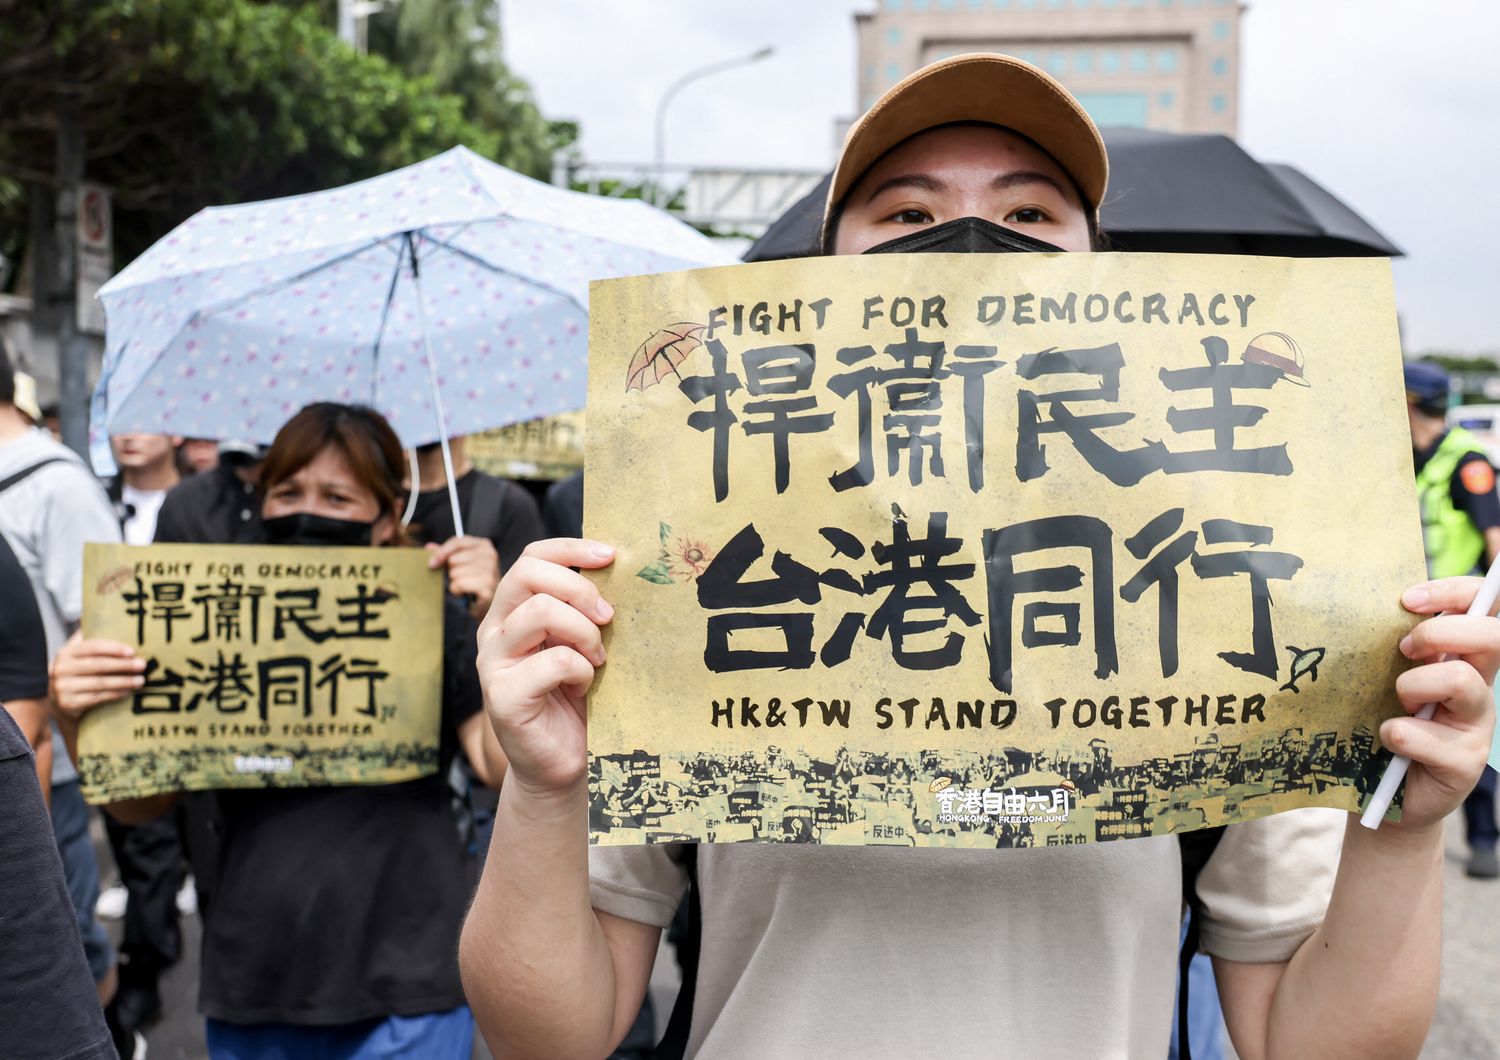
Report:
78,543,444,802
584,253,1425,848
467,411,585,480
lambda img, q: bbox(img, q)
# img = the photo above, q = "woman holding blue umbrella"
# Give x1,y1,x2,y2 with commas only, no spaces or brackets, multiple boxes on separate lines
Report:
52,402,508,1059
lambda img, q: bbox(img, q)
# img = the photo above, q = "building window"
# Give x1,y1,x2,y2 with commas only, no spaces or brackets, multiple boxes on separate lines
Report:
1074,49,1094,72
1158,91,1175,109
1211,93,1227,112
1048,0,1066,8
1213,18,1230,38
863,94,876,109
968,0,985,7
1076,91,1150,127
1098,0,1119,7
1047,51,1068,75
884,0,902,10
1159,0,1173,5
1018,49,1041,66
1156,48,1178,73
912,0,930,9
1099,49,1120,74
1075,0,1091,6
994,0,1011,7
1211,56,1228,76
940,0,958,9
886,62,902,81
1129,48,1149,73
1020,0,1039,9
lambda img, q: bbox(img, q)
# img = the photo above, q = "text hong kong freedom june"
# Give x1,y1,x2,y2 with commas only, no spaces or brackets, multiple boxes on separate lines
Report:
584,254,1422,849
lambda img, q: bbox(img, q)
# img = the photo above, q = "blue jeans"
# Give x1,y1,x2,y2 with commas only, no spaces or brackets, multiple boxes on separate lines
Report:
50,779,114,983
206,1007,474,1060
1465,765,1498,851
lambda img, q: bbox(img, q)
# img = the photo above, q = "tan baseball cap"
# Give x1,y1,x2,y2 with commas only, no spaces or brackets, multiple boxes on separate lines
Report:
825,52,1109,235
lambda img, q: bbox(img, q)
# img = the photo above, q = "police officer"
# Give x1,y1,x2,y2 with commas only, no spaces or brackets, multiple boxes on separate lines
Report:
1406,360,1500,878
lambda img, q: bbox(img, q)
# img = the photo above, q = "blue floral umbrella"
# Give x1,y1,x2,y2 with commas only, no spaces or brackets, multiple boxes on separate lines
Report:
92,146,731,527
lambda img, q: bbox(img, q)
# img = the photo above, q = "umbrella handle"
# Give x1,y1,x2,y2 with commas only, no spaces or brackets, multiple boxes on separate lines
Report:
406,231,465,538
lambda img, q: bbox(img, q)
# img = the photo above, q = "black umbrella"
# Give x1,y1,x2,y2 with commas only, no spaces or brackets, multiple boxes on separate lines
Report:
743,127,1401,262
743,172,831,262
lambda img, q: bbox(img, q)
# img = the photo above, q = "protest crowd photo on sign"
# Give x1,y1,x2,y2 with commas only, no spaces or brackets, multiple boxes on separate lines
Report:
1,2,1498,1059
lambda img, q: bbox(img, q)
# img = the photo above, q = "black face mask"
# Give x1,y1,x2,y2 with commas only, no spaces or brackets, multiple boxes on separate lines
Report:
262,512,375,548
862,215,1065,255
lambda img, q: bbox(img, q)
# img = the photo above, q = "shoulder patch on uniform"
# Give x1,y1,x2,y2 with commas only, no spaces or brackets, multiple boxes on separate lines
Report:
1460,458,1496,495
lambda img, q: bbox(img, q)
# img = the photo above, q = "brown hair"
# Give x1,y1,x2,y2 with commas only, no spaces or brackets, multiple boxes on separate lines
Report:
258,403,411,546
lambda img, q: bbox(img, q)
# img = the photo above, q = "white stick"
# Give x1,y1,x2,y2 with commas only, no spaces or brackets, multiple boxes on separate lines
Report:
1360,556,1500,829
407,233,465,537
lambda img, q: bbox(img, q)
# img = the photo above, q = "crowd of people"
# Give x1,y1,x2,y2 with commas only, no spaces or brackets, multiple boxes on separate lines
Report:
0,350,576,1059
1,51,1496,1060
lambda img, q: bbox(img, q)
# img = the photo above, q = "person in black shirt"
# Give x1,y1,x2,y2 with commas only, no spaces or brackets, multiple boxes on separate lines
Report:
153,442,265,546
0,533,116,1060
542,471,584,540
52,403,511,1058
408,436,544,617
0,532,50,795
0,710,118,1060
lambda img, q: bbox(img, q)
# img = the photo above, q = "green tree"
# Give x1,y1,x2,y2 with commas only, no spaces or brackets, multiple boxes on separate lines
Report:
1418,353,1500,374
0,0,553,268
362,0,554,179
0,0,558,447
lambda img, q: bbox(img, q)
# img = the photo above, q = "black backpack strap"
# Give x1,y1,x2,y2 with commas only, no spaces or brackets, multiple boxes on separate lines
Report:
1176,826,1226,1060
461,471,505,545
0,457,68,496
657,844,700,1060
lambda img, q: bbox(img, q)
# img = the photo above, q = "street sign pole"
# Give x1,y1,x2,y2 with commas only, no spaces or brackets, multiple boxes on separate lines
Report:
54,117,90,459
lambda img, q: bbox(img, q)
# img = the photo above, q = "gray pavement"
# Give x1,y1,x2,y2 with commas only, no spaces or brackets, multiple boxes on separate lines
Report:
1425,813,1500,1058
96,810,1496,1059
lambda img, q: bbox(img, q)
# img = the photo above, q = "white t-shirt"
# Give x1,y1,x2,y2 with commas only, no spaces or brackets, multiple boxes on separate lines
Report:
589,807,1345,1059
121,483,169,546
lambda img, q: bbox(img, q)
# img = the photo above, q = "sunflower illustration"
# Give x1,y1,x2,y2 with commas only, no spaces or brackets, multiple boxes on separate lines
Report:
669,537,714,581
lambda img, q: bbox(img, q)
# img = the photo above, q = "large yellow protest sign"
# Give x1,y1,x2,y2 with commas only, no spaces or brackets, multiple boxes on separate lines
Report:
584,253,1425,849
78,543,444,802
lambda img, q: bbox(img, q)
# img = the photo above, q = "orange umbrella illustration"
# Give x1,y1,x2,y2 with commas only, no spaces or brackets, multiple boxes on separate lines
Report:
625,322,706,393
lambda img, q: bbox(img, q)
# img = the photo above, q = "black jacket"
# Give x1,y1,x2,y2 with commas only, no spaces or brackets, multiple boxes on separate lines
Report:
153,463,263,545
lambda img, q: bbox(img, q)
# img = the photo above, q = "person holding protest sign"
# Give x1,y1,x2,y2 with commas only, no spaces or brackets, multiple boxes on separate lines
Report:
458,55,1498,1059
52,402,510,1058
1405,360,1500,879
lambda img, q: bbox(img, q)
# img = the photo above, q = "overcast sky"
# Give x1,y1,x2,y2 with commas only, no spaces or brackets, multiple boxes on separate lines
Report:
505,1,1500,354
